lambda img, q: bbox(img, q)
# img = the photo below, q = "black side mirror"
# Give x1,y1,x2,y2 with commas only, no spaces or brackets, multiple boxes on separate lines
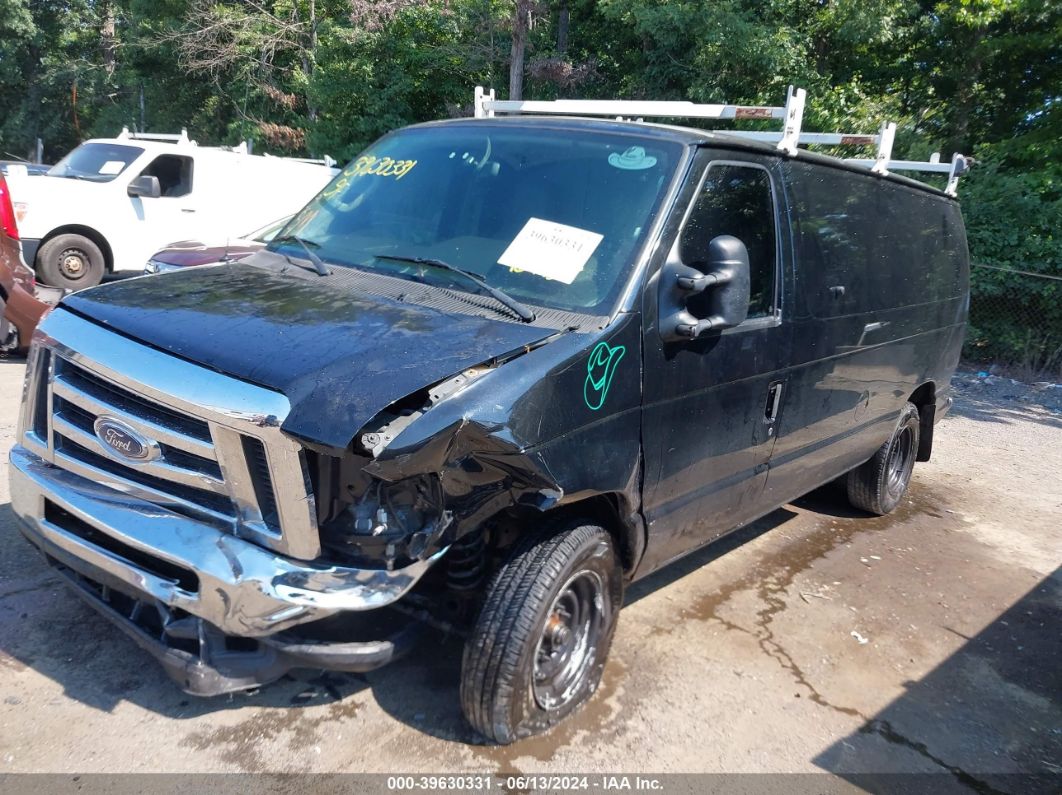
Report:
659,235,751,341
128,175,161,199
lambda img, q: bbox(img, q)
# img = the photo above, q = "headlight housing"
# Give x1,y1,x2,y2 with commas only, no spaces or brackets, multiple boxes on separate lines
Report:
308,447,449,569
144,259,178,274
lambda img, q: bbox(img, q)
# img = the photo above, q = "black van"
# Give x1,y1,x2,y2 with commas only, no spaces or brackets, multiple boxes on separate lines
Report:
10,100,969,744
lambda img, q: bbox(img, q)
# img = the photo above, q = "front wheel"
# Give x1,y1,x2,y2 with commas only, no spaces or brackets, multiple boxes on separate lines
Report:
36,233,105,290
847,402,921,515
460,521,623,744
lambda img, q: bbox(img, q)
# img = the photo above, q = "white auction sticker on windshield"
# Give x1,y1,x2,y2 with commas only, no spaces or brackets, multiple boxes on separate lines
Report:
498,218,603,284
99,160,126,175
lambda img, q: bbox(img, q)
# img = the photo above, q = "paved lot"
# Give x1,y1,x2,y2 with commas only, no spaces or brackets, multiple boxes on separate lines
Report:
0,356,1058,789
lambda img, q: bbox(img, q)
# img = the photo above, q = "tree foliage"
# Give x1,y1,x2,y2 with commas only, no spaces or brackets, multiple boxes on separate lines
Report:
0,0,1058,367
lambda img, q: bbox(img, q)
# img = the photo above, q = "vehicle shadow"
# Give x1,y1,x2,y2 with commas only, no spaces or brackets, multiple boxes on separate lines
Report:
812,567,1062,794
0,483,873,747
625,504,801,607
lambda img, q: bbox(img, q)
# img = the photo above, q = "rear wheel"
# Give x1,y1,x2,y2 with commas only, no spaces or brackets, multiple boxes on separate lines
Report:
460,520,623,744
847,402,921,515
36,233,105,290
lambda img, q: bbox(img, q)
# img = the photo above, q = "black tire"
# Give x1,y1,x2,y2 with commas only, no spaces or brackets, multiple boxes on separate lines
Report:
36,233,105,290
847,402,921,515
460,520,623,744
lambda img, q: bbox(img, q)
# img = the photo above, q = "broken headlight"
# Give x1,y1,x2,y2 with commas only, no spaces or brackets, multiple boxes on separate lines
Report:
313,456,450,569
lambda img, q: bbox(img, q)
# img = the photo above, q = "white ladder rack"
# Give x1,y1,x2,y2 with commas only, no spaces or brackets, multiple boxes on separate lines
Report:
472,86,970,195
117,127,196,146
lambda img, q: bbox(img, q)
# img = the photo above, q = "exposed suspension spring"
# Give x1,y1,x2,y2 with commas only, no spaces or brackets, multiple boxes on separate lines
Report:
446,529,487,593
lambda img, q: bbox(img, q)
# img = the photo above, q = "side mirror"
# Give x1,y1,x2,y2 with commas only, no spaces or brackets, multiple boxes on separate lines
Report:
659,234,751,342
128,175,161,199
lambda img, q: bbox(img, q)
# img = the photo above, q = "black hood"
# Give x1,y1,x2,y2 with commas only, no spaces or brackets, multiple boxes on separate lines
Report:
62,263,553,450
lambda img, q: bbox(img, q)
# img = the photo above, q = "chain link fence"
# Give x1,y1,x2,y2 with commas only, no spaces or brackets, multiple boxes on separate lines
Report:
964,263,1062,381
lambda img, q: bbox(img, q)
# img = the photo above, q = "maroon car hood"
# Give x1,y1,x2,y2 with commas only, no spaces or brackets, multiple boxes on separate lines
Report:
152,241,262,268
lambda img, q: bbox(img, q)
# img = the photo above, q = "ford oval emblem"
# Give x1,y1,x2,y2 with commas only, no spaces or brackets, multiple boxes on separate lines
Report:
93,417,159,463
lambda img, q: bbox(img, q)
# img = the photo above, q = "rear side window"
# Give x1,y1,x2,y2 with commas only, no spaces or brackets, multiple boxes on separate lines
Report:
681,163,778,318
787,161,965,317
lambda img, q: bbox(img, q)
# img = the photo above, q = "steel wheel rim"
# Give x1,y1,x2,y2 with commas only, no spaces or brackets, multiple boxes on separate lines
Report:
532,569,605,711
886,424,915,498
58,248,89,281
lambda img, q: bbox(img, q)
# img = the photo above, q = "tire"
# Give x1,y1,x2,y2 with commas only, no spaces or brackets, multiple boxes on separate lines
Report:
847,402,921,515
36,233,105,290
460,520,623,744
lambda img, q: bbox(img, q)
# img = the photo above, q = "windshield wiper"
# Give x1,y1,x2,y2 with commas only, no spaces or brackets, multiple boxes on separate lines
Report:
375,254,536,323
271,234,331,276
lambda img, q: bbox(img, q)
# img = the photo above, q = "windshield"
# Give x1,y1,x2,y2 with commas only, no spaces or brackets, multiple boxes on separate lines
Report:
48,142,143,182
272,124,682,314
247,216,292,243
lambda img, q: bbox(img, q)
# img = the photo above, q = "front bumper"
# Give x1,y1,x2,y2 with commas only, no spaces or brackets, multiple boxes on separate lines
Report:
55,561,424,695
10,444,444,636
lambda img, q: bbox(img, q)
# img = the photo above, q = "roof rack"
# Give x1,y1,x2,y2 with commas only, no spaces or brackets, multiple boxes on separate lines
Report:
117,127,196,146
283,155,338,168
472,86,971,195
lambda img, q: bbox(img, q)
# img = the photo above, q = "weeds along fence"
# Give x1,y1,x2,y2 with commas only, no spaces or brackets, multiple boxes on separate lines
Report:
964,263,1062,380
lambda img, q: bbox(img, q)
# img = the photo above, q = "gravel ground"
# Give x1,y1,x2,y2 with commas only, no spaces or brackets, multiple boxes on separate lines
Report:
0,357,1059,791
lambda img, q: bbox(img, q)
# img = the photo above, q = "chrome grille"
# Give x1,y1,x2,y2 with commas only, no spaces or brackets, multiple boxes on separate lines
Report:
17,310,321,560
52,356,233,520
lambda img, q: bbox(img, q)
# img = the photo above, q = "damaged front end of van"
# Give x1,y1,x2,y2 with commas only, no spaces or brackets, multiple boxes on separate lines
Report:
7,260,645,695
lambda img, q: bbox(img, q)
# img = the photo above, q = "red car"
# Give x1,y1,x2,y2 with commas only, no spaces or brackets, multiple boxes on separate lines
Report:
0,174,62,353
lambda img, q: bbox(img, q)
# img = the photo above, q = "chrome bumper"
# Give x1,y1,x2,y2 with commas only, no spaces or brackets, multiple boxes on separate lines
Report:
10,444,446,637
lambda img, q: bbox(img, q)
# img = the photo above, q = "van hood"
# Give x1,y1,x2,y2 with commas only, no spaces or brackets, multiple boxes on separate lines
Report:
5,175,106,237
61,262,554,450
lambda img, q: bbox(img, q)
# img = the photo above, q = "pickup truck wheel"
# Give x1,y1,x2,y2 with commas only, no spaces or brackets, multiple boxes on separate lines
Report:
36,234,105,290
460,521,622,744
847,402,921,515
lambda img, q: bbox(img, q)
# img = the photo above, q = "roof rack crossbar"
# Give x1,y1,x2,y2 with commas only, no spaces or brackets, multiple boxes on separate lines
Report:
117,127,194,145
475,94,786,122
471,85,972,194
845,157,953,173
474,85,872,156
844,152,971,196
726,131,880,146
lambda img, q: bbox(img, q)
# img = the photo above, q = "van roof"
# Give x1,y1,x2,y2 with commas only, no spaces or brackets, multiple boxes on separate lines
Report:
79,137,336,171
410,116,959,200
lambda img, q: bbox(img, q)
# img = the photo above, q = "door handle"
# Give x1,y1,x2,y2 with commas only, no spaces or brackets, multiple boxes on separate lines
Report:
764,380,784,425
180,208,197,213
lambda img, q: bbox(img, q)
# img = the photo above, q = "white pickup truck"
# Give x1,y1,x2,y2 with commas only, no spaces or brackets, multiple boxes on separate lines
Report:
9,129,336,289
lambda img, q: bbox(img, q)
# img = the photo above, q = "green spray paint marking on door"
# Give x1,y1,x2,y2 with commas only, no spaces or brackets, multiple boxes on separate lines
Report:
584,341,626,411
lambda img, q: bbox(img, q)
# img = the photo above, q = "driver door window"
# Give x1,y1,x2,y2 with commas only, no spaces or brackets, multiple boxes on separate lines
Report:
139,154,194,198
680,163,778,318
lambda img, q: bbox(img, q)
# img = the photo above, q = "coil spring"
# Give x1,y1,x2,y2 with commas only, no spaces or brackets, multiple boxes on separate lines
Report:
446,530,487,592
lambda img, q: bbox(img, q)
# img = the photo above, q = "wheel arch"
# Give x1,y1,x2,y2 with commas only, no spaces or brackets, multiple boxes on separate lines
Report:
908,381,936,462
38,225,114,272
497,491,645,578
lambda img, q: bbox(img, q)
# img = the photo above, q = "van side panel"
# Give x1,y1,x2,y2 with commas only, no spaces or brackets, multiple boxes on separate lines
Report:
763,161,968,504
